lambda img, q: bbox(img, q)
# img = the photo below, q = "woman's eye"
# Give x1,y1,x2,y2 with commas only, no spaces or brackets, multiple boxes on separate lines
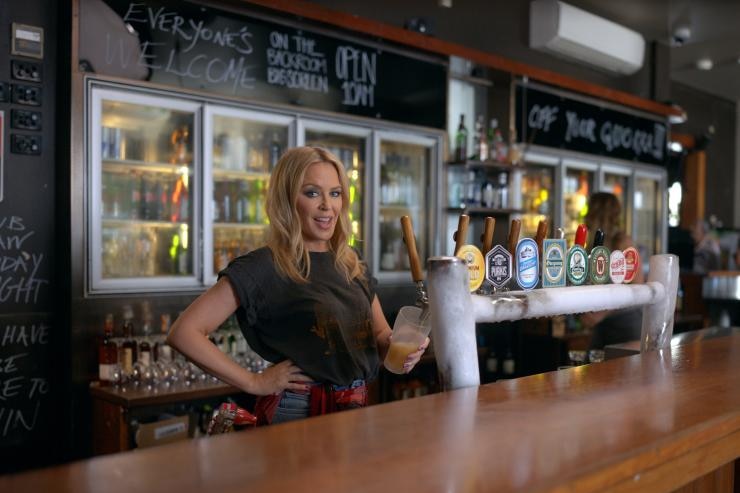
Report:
330,190,342,198
304,190,319,198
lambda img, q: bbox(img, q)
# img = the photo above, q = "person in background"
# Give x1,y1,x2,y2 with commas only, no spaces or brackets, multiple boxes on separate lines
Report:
691,219,721,274
168,146,428,424
580,192,645,349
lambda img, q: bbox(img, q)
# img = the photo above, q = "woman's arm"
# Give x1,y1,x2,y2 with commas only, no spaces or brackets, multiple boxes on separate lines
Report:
167,277,311,395
371,296,429,373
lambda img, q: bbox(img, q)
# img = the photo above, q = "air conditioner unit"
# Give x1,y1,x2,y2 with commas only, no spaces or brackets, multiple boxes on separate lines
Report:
530,0,645,75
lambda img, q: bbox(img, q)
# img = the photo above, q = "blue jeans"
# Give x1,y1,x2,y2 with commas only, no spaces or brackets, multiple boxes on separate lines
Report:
271,379,366,424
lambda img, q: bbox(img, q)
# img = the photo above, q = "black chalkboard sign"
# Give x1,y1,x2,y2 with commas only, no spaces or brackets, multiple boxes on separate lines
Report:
516,84,668,165
79,0,447,129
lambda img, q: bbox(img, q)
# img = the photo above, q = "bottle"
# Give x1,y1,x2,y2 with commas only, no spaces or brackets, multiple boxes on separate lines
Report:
485,340,498,381
495,172,509,209
474,115,486,161
269,131,282,169
120,305,138,375
139,307,153,367
454,114,468,162
481,175,495,208
503,347,515,377
155,313,173,363
493,126,506,162
130,171,142,220
487,118,498,161
98,314,118,385
465,171,479,206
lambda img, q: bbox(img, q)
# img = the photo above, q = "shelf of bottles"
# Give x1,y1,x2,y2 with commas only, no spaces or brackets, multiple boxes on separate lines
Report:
210,115,288,273
563,168,595,243
304,130,365,249
379,140,430,272
98,303,269,389
100,100,194,279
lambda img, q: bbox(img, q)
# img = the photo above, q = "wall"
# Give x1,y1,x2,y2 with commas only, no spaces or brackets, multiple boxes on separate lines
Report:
0,0,64,473
672,83,737,228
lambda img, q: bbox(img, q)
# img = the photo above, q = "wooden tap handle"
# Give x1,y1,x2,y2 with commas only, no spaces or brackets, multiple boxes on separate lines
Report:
535,219,549,254
453,214,470,256
400,215,424,283
507,219,521,255
481,217,496,255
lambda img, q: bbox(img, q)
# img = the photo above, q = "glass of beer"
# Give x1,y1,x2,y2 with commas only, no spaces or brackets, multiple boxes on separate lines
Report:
384,306,431,374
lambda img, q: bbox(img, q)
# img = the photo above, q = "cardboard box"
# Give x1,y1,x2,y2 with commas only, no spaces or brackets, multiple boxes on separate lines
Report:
134,415,189,449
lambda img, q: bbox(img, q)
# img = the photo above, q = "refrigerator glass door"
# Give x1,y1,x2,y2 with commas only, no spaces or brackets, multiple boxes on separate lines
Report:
375,132,437,280
634,172,664,257
562,159,598,243
204,106,294,282
515,162,556,239
300,121,371,257
90,87,201,292
600,165,632,236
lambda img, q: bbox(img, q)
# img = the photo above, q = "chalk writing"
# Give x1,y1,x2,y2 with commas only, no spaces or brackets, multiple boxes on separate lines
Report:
335,46,376,107
0,320,50,438
266,31,328,93
0,216,48,305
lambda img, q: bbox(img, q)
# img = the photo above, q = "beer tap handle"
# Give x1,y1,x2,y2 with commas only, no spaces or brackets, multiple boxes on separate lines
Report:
481,217,496,255
507,219,521,256
453,214,470,256
400,215,424,283
535,219,549,254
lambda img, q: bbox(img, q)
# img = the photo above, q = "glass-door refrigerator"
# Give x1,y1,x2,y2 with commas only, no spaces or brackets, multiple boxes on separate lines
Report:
512,152,558,239
203,105,293,283
298,120,371,259
633,170,666,258
374,132,439,282
599,164,632,237
561,158,598,244
89,86,201,293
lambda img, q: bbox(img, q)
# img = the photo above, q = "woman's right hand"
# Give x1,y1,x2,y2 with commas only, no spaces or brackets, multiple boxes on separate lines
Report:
248,360,313,396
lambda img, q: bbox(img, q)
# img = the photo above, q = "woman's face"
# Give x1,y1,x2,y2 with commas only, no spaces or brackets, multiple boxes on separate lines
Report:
296,162,343,252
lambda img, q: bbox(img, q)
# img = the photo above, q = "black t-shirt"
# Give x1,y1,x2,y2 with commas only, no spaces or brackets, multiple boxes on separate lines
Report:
219,247,378,386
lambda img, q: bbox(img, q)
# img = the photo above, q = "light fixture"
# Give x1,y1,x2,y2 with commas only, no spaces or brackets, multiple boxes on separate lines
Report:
696,57,713,70
669,141,683,153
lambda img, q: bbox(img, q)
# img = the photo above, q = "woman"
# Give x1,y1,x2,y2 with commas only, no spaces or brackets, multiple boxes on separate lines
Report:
167,146,428,424
580,192,645,349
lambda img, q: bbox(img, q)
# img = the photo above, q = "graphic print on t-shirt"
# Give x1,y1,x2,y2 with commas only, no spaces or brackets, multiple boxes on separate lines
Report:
310,301,374,355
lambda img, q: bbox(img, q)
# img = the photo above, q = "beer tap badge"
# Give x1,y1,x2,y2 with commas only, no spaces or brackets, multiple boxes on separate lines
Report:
485,244,513,289
515,238,539,290
542,239,567,287
589,245,610,284
622,246,640,284
609,250,626,284
456,244,485,292
566,244,588,285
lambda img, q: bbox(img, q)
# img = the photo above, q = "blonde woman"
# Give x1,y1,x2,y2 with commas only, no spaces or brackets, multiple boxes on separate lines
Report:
168,146,428,424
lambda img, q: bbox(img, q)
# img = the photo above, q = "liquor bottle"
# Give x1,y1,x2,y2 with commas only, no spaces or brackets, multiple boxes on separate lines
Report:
495,172,509,209
173,232,189,275
154,313,173,363
254,180,265,223
493,126,507,162
481,175,495,208
130,171,142,220
503,347,515,377
474,115,487,161
98,313,118,385
454,114,468,163
139,313,153,367
120,305,138,375
170,125,189,164
487,118,498,161
465,171,480,206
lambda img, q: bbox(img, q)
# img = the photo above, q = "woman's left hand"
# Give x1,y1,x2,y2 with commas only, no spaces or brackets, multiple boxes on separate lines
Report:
402,337,430,373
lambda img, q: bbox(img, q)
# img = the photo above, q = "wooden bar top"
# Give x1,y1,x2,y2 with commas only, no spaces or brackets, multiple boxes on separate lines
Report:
5,335,740,492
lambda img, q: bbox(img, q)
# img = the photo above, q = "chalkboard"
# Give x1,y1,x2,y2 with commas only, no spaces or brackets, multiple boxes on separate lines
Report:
516,84,668,166
79,0,447,129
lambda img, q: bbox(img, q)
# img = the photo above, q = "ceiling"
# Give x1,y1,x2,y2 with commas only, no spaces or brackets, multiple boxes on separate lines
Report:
569,0,740,103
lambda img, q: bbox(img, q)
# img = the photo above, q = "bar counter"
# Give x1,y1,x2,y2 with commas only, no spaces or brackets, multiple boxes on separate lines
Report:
4,334,740,493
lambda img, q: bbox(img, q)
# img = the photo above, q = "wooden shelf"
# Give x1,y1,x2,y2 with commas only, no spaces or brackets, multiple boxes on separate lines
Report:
90,381,240,409
446,159,515,170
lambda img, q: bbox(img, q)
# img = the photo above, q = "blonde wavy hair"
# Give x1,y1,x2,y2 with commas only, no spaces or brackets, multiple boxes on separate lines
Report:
266,146,364,283
584,192,624,250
